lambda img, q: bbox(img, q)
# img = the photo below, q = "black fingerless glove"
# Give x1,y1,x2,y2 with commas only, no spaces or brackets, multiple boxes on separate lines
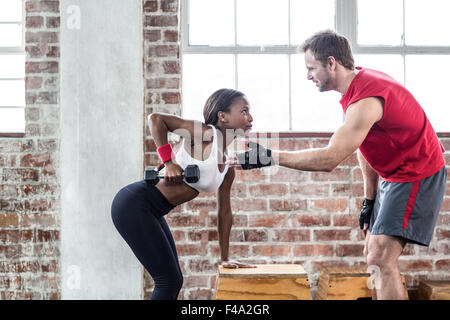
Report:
237,142,275,170
359,198,375,230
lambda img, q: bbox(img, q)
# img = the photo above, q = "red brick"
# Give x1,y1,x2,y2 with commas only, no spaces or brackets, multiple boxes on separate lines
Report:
312,168,351,182
2,169,39,182
25,61,58,73
26,1,59,13
271,229,310,242
146,77,180,89
268,167,309,183
25,31,59,43
290,184,329,197
235,169,265,182
143,0,158,12
187,199,217,211
26,92,58,104
248,214,289,228
314,229,351,241
230,199,267,212
398,259,433,271
291,214,331,227
188,259,217,273
162,61,180,74
231,183,247,198
145,15,178,27
293,244,334,257
269,199,307,212
229,244,250,257
46,16,60,28
144,30,161,42
249,184,287,196
352,168,363,182
164,30,178,42
37,229,59,242
331,183,351,196
166,214,205,227
176,244,205,256
161,0,178,12
161,92,180,104
252,245,291,256
333,213,359,228
183,275,208,288
0,214,19,228
436,228,450,240
0,185,19,197
0,276,22,289
336,244,364,257
41,260,58,273
441,198,450,211
311,138,330,148
25,107,39,122
26,16,44,28
20,152,51,167
435,259,450,270
187,289,213,300
277,139,310,151
144,139,157,152
0,245,21,259
148,45,179,57
311,199,348,212
437,213,450,225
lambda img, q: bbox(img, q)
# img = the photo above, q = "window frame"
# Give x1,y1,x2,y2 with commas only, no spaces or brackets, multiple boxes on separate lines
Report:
181,0,450,136
0,0,26,136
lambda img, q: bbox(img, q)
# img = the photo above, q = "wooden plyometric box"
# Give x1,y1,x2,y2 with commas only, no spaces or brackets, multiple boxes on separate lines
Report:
417,280,450,300
316,265,409,300
215,264,311,300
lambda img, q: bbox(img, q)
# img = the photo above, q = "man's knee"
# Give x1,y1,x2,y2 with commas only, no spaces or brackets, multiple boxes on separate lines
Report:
366,235,403,269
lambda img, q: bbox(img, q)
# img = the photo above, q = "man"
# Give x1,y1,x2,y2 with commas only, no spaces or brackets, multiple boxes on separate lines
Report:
229,30,446,300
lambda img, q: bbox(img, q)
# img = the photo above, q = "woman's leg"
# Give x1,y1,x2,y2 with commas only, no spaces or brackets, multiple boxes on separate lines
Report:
111,186,183,300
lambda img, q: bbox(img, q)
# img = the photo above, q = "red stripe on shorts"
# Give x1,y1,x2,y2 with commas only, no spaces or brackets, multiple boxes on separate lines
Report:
403,180,421,229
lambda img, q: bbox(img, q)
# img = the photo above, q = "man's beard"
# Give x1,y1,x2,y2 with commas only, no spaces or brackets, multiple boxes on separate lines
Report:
319,76,332,92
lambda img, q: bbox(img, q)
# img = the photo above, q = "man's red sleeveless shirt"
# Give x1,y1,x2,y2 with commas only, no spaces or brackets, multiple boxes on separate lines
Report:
339,67,445,182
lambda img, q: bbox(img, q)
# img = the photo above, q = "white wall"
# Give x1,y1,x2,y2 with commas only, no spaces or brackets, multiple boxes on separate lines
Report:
60,0,143,299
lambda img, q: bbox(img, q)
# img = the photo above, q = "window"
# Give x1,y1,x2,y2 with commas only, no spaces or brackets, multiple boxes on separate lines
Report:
182,0,450,133
0,0,25,134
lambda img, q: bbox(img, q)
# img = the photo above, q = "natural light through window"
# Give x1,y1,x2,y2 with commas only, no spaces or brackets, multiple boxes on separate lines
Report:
0,0,25,134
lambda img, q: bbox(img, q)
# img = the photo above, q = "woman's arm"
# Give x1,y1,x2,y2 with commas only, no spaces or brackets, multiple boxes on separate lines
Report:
217,167,255,268
148,112,211,148
217,167,234,262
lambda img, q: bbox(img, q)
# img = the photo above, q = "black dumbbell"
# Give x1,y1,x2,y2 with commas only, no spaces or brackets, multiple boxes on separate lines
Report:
144,164,200,185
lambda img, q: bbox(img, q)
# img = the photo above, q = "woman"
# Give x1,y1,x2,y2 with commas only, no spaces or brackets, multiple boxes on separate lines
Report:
111,88,255,300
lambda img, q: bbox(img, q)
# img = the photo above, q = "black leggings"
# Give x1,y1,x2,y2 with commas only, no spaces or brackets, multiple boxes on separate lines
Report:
111,180,182,300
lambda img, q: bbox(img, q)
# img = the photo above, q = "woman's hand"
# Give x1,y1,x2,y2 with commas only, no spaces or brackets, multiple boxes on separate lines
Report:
221,259,257,269
162,160,184,185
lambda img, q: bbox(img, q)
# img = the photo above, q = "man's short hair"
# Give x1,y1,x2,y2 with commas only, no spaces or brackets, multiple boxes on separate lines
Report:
301,30,355,70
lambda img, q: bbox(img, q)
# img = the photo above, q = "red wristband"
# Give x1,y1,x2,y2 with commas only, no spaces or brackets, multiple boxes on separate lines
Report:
157,143,175,163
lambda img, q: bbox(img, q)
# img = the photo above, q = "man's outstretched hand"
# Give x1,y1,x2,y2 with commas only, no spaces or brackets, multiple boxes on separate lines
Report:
226,142,275,170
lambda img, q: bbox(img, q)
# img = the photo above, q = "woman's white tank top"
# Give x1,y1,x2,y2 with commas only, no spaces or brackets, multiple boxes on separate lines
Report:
160,124,229,193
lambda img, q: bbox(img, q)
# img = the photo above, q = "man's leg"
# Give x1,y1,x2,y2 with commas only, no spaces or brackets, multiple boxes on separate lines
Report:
365,234,406,300
364,230,377,300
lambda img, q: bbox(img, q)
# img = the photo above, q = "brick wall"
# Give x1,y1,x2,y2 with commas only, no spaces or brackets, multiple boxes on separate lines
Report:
0,0,60,299
143,0,450,299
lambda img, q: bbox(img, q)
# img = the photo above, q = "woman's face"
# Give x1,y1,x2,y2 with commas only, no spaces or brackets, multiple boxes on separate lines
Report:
223,96,253,134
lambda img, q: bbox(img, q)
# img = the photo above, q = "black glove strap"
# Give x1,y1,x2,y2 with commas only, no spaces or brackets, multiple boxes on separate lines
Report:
359,198,375,230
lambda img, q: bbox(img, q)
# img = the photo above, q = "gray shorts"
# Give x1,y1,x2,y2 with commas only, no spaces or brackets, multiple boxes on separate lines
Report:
369,166,447,247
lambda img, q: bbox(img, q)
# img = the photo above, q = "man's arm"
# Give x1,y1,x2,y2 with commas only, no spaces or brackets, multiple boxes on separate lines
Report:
272,97,384,172
357,149,379,200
